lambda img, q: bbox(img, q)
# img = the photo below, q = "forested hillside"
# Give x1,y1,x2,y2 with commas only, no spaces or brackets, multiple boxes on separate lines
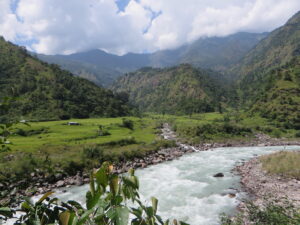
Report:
235,11,300,129
112,64,228,114
0,37,131,121
247,57,300,129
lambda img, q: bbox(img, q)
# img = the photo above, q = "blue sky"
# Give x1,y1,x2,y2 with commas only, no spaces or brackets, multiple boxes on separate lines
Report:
116,0,131,12
1,0,299,55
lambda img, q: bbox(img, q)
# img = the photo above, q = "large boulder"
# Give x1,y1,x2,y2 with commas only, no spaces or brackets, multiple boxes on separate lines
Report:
213,173,224,177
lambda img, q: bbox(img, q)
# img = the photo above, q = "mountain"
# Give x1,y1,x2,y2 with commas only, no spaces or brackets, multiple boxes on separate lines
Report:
112,64,227,114
150,32,268,71
37,32,267,86
0,37,132,121
233,11,300,83
37,54,121,86
249,57,300,129
235,11,300,129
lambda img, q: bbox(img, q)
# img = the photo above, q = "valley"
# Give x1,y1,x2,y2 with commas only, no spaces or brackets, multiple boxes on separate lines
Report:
0,6,300,225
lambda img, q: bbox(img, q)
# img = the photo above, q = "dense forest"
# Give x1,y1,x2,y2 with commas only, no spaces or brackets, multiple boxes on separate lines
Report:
0,37,132,121
112,64,229,114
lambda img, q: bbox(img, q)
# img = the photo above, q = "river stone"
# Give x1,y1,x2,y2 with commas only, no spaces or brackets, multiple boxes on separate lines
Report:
228,193,236,198
213,173,224,177
56,180,65,187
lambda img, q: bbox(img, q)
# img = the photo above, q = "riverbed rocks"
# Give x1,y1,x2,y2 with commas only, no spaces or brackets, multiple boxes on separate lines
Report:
236,157,300,208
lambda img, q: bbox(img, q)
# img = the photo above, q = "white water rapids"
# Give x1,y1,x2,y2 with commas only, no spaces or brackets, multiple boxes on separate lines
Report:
51,145,299,225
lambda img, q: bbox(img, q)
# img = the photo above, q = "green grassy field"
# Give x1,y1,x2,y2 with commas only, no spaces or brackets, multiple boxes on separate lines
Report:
9,117,157,152
0,116,175,183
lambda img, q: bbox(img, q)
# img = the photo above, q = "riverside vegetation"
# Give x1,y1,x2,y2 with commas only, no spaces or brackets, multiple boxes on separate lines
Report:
0,162,188,225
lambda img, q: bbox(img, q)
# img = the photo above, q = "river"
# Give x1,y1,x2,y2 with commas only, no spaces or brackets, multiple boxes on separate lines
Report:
51,145,299,225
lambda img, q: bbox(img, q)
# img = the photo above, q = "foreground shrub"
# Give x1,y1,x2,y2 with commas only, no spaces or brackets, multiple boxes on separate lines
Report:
221,199,300,225
1,162,189,225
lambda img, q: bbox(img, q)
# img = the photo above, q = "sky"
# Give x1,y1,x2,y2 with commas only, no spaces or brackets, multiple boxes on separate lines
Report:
0,0,299,55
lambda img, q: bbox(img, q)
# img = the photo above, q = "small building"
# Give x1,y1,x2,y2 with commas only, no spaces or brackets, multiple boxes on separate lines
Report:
68,122,80,126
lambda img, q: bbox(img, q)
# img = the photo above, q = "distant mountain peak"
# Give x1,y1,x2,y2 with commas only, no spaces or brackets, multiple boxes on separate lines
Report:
36,32,267,86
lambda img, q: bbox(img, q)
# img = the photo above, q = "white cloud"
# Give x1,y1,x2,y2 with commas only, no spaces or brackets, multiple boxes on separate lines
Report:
0,0,20,41
0,0,299,54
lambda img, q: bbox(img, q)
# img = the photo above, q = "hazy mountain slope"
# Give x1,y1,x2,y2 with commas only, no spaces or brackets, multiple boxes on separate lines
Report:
0,37,131,120
37,32,267,86
179,32,267,71
37,54,121,86
112,64,227,114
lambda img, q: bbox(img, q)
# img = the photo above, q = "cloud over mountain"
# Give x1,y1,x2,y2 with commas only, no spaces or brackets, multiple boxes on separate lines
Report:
0,0,299,55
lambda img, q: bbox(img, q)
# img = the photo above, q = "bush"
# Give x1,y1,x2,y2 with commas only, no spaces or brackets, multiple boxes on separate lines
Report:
122,118,134,130
221,199,300,225
15,127,49,136
272,129,281,138
63,161,84,176
82,145,103,160
295,131,300,138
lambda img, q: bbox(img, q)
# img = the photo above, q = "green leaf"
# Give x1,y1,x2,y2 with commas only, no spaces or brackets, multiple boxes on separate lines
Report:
37,191,54,203
109,175,119,196
95,167,108,190
128,168,135,176
115,206,129,225
21,201,32,211
178,221,189,225
59,211,70,225
86,191,102,210
151,197,158,214
77,209,94,225
66,200,83,210
89,172,95,197
0,207,13,218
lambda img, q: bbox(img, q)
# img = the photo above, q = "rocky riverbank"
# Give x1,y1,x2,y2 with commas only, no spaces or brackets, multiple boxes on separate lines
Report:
3,124,300,207
236,157,300,210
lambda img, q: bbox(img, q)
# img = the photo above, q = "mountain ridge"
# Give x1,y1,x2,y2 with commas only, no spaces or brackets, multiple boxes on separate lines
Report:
0,37,132,120
37,32,267,86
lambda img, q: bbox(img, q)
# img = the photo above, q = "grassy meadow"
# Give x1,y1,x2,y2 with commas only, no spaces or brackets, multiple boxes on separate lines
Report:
154,112,298,144
1,112,299,185
0,116,176,184
260,151,300,179
9,117,157,152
